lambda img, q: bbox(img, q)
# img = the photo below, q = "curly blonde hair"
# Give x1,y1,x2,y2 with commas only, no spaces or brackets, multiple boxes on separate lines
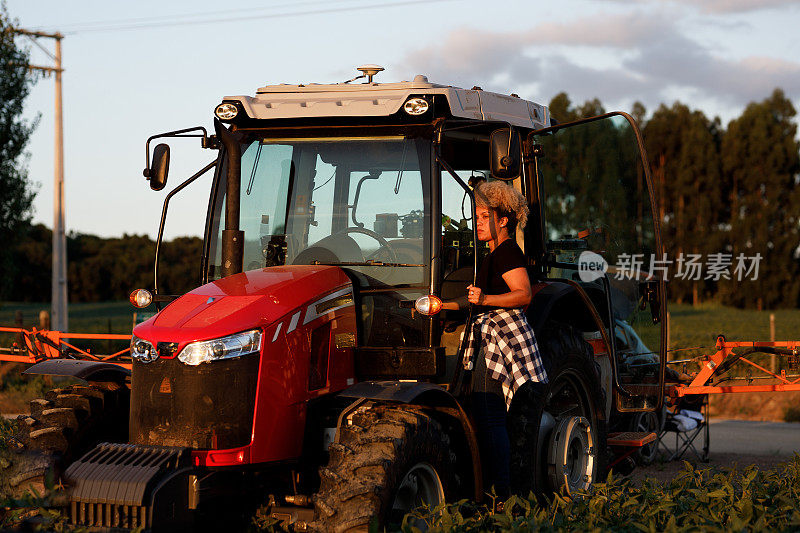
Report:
475,180,529,232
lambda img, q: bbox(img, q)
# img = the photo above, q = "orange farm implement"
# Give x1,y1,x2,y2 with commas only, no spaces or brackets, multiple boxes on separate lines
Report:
0,326,132,370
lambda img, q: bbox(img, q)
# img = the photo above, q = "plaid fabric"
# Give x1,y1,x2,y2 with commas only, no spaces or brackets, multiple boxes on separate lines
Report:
462,308,548,409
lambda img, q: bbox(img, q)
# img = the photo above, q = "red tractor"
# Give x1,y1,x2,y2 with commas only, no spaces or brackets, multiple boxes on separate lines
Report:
11,66,666,531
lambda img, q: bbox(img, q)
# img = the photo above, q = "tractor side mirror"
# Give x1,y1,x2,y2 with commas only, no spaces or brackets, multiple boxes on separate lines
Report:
490,127,521,181
147,143,170,191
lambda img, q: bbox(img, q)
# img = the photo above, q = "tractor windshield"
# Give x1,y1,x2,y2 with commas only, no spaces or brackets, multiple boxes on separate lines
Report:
207,135,430,288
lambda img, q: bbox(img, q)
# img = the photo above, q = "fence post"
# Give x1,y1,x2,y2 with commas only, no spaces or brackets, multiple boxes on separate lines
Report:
39,310,50,330
770,313,776,373
666,311,671,360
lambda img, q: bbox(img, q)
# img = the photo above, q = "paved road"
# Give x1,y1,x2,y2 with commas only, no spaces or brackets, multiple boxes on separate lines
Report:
708,419,800,456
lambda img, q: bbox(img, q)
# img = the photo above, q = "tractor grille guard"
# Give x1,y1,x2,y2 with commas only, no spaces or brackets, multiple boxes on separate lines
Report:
65,443,193,530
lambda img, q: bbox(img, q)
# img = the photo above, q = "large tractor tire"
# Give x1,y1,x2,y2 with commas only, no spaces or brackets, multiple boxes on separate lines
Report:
510,322,608,498
311,405,457,533
4,381,130,497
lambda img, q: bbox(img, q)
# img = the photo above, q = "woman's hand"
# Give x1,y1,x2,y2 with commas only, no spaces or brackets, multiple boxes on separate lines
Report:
467,284,484,305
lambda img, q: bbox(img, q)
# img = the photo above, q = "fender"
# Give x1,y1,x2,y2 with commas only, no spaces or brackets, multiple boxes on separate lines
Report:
23,358,130,383
528,279,616,420
339,380,482,501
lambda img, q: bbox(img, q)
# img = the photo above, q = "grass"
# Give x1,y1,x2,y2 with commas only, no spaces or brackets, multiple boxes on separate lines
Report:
0,300,153,335
668,302,800,356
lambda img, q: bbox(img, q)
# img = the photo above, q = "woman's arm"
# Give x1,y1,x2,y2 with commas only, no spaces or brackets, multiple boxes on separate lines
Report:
467,267,532,308
441,295,467,311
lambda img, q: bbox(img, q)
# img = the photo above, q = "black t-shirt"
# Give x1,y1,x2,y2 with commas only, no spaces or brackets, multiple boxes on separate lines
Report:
475,239,527,312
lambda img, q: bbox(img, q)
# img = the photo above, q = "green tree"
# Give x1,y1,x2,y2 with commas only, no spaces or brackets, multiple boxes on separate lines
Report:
548,92,575,123
547,93,606,124
0,6,38,299
643,102,724,305
719,89,800,309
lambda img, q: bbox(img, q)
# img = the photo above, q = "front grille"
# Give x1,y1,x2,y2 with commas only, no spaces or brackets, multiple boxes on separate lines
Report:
130,351,260,449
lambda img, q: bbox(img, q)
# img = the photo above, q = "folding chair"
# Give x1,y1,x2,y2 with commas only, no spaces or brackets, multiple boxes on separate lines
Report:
657,394,709,462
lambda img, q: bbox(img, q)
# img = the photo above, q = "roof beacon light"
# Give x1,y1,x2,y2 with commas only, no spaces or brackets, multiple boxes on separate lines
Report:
129,288,153,308
415,295,443,316
403,97,429,116
215,103,239,120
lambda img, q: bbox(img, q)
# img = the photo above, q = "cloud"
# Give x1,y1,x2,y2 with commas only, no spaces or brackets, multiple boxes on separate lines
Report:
666,0,799,14
596,0,799,14
400,12,800,119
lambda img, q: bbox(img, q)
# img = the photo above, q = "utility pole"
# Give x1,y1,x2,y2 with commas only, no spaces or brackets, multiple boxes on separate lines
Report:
13,29,68,332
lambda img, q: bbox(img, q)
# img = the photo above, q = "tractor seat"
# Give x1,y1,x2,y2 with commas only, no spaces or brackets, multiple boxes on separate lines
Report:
292,233,364,265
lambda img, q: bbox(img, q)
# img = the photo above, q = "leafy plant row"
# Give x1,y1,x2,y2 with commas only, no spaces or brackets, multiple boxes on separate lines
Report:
397,458,800,533
4,456,800,531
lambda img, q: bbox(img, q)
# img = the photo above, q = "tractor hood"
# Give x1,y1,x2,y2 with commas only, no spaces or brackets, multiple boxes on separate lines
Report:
133,265,352,346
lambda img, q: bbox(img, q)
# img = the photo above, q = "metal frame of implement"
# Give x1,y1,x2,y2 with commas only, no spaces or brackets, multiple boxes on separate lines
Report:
0,326,132,370
669,335,800,397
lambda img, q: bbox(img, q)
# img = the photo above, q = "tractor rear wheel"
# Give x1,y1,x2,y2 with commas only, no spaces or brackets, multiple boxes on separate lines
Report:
510,322,608,498
4,381,130,497
311,405,456,532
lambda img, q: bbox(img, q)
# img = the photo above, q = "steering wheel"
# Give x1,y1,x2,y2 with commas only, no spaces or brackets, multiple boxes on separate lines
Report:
336,227,399,264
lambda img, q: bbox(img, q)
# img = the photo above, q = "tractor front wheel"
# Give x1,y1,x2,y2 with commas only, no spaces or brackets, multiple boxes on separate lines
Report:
311,405,456,532
4,381,130,497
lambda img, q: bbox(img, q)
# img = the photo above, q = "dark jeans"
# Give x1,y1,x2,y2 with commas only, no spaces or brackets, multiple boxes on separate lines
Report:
470,390,510,498
468,345,511,498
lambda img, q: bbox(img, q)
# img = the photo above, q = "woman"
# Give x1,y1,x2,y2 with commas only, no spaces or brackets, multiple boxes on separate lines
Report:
443,180,547,498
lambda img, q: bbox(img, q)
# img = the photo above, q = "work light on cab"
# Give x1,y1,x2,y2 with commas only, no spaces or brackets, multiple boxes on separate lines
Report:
129,288,153,308
415,295,442,315
215,102,239,120
403,97,429,115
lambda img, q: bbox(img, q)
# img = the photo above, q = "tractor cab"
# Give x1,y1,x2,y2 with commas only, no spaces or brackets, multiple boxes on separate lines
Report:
156,70,665,414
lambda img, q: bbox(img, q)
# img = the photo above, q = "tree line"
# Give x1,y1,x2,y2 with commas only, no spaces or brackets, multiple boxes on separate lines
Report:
550,89,800,310
4,225,203,302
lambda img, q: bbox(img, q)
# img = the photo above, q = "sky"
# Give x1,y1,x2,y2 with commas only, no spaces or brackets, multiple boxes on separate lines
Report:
8,0,800,240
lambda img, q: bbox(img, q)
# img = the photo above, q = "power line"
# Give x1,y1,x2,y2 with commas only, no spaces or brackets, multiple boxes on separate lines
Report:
29,0,459,35
31,0,356,32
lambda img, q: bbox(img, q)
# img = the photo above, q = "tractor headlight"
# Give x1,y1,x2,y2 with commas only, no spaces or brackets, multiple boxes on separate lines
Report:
131,335,158,363
177,329,262,366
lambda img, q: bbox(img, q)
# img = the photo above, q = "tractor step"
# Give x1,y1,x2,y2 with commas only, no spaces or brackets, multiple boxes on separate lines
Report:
607,431,657,448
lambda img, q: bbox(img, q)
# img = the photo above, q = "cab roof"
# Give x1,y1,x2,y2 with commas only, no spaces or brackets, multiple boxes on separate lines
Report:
223,73,549,129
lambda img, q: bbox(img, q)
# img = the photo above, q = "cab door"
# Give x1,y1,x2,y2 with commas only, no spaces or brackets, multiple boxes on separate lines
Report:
528,112,665,411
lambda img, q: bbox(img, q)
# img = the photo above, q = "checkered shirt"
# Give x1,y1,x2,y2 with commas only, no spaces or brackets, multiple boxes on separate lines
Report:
462,308,548,409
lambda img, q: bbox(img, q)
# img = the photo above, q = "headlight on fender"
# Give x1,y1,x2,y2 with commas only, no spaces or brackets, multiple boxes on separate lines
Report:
131,335,158,363
177,329,262,366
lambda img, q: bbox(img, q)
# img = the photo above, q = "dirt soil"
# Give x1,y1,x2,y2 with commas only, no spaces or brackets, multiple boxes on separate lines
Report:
629,452,792,485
